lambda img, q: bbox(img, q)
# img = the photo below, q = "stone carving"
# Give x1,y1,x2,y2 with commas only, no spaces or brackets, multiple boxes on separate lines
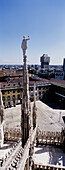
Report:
33,84,37,129
0,89,4,124
36,128,64,145
21,36,30,56
0,88,4,147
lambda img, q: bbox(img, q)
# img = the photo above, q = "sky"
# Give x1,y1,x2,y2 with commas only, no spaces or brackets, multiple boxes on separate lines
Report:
0,0,65,65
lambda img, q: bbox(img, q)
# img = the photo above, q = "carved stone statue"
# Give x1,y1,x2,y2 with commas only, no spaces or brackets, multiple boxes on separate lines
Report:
21,36,30,56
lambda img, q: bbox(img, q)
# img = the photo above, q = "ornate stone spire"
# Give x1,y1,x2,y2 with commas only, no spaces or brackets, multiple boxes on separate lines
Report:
33,84,37,129
0,87,4,124
21,36,31,147
0,86,4,147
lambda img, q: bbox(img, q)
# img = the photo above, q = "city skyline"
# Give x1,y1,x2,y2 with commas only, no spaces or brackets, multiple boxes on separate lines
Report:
0,0,65,65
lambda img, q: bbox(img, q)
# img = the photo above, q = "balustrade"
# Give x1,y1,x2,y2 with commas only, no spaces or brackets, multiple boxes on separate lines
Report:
4,128,21,141
36,129,64,146
33,163,65,170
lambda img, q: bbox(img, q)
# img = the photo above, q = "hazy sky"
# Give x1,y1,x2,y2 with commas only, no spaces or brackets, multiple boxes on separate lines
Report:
0,0,65,65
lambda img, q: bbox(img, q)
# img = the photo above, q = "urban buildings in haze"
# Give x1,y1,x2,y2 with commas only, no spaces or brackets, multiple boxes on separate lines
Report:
40,54,50,69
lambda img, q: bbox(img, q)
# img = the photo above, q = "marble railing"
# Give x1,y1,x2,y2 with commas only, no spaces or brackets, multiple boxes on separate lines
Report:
17,127,37,170
32,162,65,170
0,140,24,169
0,127,37,170
17,138,30,170
4,128,21,142
36,128,64,145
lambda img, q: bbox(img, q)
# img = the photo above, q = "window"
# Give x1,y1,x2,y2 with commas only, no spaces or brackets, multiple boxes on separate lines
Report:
8,91,10,94
17,89,20,93
8,96,10,101
39,92,41,95
18,95,20,100
2,91,5,95
13,95,15,100
3,96,5,101
18,82,21,86
31,87,33,91
39,87,41,90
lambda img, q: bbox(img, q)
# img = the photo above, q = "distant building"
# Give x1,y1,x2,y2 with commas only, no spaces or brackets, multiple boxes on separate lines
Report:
1,77,51,108
55,70,64,80
40,54,50,69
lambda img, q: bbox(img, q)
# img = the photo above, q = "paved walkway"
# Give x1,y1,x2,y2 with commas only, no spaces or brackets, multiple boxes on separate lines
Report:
33,145,65,166
5,101,65,132
0,141,16,159
31,101,65,132
32,101,65,167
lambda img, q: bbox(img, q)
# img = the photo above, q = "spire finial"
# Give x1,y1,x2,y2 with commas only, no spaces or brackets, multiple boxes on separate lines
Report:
21,35,30,56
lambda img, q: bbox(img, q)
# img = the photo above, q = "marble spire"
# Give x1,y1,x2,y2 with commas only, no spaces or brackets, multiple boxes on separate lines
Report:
21,36,31,147
0,86,4,147
33,84,37,129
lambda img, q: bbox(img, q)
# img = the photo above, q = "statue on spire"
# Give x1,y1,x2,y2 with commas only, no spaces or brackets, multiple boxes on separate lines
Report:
21,36,30,147
21,36,30,56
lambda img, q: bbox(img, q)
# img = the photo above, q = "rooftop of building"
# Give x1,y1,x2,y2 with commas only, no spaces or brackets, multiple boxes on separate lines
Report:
33,145,65,167
0,101,65,168
32,101,65,132
50,78,65,87
4,101,65,132
4,104,21,130
0,76,65,89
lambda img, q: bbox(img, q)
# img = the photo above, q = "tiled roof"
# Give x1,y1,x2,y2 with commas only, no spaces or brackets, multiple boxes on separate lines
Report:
50,78,65,87
0,72,5,77
10,73,23,77
1,77,65,89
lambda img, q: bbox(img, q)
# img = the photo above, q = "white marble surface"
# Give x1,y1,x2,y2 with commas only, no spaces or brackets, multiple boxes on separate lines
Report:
0,141,16,159
31,100,65,132
4,101,65,132
33,145,65,166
